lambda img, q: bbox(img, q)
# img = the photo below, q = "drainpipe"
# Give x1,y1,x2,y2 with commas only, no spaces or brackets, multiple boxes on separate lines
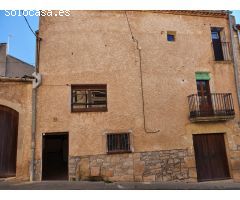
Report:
233,24,240,46
228,12,240,108
30,31,42,182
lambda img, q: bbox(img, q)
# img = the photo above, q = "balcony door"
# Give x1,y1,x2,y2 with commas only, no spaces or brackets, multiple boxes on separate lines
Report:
211,29,224,61
197,80,213,116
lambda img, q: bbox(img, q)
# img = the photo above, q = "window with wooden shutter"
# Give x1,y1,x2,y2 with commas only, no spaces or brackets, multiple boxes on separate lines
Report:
71,84,107,112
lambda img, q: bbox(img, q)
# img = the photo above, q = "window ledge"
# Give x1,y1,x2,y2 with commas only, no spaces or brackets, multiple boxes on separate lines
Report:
71,107,108,113
213,60,232,64
107,150,132,155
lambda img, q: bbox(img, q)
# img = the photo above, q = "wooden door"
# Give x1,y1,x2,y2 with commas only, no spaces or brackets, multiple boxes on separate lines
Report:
211,30,224,61
197,80,213,116
0,105,19,178
193,133,230,182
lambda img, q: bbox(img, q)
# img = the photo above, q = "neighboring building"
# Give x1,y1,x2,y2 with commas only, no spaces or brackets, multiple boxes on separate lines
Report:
0,43,34,78
1,10,240,183
0,42,34,179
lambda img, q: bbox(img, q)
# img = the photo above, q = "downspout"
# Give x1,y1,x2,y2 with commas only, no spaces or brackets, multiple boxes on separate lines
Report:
30,31,42,182
233,25,240,47
228,12,240,108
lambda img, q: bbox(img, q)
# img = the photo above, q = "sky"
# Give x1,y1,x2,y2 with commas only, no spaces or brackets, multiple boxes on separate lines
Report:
0,10,240,66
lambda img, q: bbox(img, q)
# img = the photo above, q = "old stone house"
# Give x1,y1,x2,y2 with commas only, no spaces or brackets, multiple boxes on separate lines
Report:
1,10,240,183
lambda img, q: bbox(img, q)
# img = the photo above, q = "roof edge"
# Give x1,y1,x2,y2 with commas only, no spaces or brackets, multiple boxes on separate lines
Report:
7,55,35,68
148,10,230,18
0,76,33,83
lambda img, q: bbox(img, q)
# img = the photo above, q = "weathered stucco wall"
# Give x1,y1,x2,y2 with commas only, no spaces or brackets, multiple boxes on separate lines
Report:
36,11,240,182
0,81,32,180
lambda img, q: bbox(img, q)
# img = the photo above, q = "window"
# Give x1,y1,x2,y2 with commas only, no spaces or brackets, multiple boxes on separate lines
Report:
211,32,219,40
211,27,231,61
71,84,107,112
167,31,176,42
107,133,131,154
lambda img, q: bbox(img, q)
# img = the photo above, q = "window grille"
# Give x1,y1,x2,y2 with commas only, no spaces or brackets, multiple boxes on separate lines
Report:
107,133,131,154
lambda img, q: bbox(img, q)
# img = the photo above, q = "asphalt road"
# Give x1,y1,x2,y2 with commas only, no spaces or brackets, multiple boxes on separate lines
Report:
0,179,240,190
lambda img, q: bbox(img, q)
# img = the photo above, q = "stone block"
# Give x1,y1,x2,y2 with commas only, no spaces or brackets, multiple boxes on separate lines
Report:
133,153,141,161
230,151,240,159
79,158,90,178
162,175,172,182
119,175,134,181
127,169,134,175
97,159,104,163
231,159,240,170
123,160,133,167
232,170,240,182
233,136,240,145
110,156,120,163
91,166,100,177
143,175,156,182
167,159,174,164
134,175,143,182
108,175,133,182
186,178,197,183
105,169,114,177
184,157,196,168
175,173,185,180
189,168,197,178
134,162,145,175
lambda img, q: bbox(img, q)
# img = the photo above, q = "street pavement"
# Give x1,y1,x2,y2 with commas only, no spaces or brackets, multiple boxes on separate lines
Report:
1,179,240,190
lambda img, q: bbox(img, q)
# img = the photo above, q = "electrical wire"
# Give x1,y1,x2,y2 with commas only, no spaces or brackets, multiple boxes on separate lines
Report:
21,10,37,37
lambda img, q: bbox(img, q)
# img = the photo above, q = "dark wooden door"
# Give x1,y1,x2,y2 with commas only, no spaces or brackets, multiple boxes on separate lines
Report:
193,133,230,182
197,80,213,116
42,133,68,180
0,105,19,178
211,30,224,61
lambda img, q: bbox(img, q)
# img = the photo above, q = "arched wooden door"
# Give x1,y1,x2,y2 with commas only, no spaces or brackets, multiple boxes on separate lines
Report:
0,105,19,178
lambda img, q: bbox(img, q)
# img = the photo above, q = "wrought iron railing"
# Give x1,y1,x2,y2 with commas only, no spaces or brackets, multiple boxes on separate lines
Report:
212,41,232,61
188,93,235,119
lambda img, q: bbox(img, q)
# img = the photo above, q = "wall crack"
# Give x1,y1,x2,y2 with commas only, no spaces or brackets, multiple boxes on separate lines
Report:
124,11,160,134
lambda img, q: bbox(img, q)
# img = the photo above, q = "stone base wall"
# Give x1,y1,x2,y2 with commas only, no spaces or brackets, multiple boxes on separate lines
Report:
69,149,197,182
34,159,42,181
230,148,240,181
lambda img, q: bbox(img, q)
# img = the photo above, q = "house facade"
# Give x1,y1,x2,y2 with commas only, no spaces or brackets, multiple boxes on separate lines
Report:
1,10,240,183
0,43,33,180
33,10,240,182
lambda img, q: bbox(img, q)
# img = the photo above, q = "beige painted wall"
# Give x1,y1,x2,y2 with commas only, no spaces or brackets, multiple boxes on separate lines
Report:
0,81,32,180
37,11,240,180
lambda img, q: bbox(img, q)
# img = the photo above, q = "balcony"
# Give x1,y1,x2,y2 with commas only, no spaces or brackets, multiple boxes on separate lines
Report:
188,93,235,122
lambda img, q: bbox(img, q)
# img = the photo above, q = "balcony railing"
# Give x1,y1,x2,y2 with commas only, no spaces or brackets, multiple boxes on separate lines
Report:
212,41,232,61
188,93,235,122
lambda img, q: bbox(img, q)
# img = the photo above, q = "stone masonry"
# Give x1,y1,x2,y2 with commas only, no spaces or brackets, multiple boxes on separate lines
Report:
67,149,196,182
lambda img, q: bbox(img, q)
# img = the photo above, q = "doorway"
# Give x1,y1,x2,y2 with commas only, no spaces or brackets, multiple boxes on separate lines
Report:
196,80,213,116
42,133,68,180
193,133,230,182
0,105,19,178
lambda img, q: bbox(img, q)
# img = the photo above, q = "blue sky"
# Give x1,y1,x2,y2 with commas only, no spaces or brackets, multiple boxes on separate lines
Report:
0,10,240,66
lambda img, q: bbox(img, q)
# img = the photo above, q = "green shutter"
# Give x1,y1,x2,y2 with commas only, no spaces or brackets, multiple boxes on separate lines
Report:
195,72,210,80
